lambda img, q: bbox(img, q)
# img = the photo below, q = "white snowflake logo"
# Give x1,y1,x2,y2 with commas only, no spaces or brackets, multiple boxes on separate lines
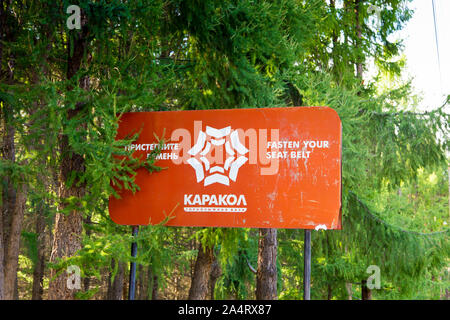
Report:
187,126,249,186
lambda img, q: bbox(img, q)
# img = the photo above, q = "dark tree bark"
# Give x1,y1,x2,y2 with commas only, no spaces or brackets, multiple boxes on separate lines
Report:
329,0,342,81
149,267,159,300
3,185,26,300
188,242,214,300
256,228,278,300
0,198,3,300
283,81,303,107
152,275,159,300
209,254,222,300
107,259,125,300
1,83,27,300
361,280,372,300
0,2,18,296
137,266,159,300
1,96,28,302
83,216,92,292
0,108,15,300
354,0,363,78
138,268,157,300
327,284,333,300
31,202,46,300
137,265,144,300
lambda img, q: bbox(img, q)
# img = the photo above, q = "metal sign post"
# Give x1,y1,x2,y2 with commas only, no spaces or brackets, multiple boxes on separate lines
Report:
303,229,311,300
128,225,139,300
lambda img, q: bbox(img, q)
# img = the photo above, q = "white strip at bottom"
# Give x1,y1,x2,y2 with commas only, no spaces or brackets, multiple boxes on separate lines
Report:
184,207,247,213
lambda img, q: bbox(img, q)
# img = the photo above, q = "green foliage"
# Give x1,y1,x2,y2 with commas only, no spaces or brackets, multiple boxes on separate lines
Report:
214,228,258,299
1,0,448,300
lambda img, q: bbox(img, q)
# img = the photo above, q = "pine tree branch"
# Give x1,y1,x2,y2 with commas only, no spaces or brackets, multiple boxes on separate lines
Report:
348,190,450,236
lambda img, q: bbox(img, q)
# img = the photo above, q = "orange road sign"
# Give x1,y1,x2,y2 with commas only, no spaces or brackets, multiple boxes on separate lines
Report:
109,106,342,229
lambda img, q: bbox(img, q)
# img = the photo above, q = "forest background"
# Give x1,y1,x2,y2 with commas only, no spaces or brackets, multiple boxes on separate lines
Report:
0,0,448,300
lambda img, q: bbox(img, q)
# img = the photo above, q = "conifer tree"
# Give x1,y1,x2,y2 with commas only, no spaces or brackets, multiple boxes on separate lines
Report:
0,0,447,301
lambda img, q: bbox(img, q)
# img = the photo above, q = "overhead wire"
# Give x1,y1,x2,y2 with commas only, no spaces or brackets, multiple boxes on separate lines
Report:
431,0,444,95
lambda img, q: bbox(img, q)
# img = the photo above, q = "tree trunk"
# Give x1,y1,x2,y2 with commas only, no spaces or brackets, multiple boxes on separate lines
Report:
345,282,353,300
137,265,151,300
209,254,222,300
48,10,90,300
3,185,27,300
256,228,278,300
1,56,17,299
107,259,125,300
354,0,363,78
31,202,46,300
48,198,84,299
188,242,214,300
137,265,144,300
327,284,333,300
83,216,92,292
48,122,87,299
361,279,372,300
1,97,25,300
0,201,4,300
329,0,341,81
149,267,158,300
1,102,25,301
0,108,15,300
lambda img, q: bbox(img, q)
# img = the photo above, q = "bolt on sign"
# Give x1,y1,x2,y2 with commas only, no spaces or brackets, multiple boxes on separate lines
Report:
109,107,342,229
